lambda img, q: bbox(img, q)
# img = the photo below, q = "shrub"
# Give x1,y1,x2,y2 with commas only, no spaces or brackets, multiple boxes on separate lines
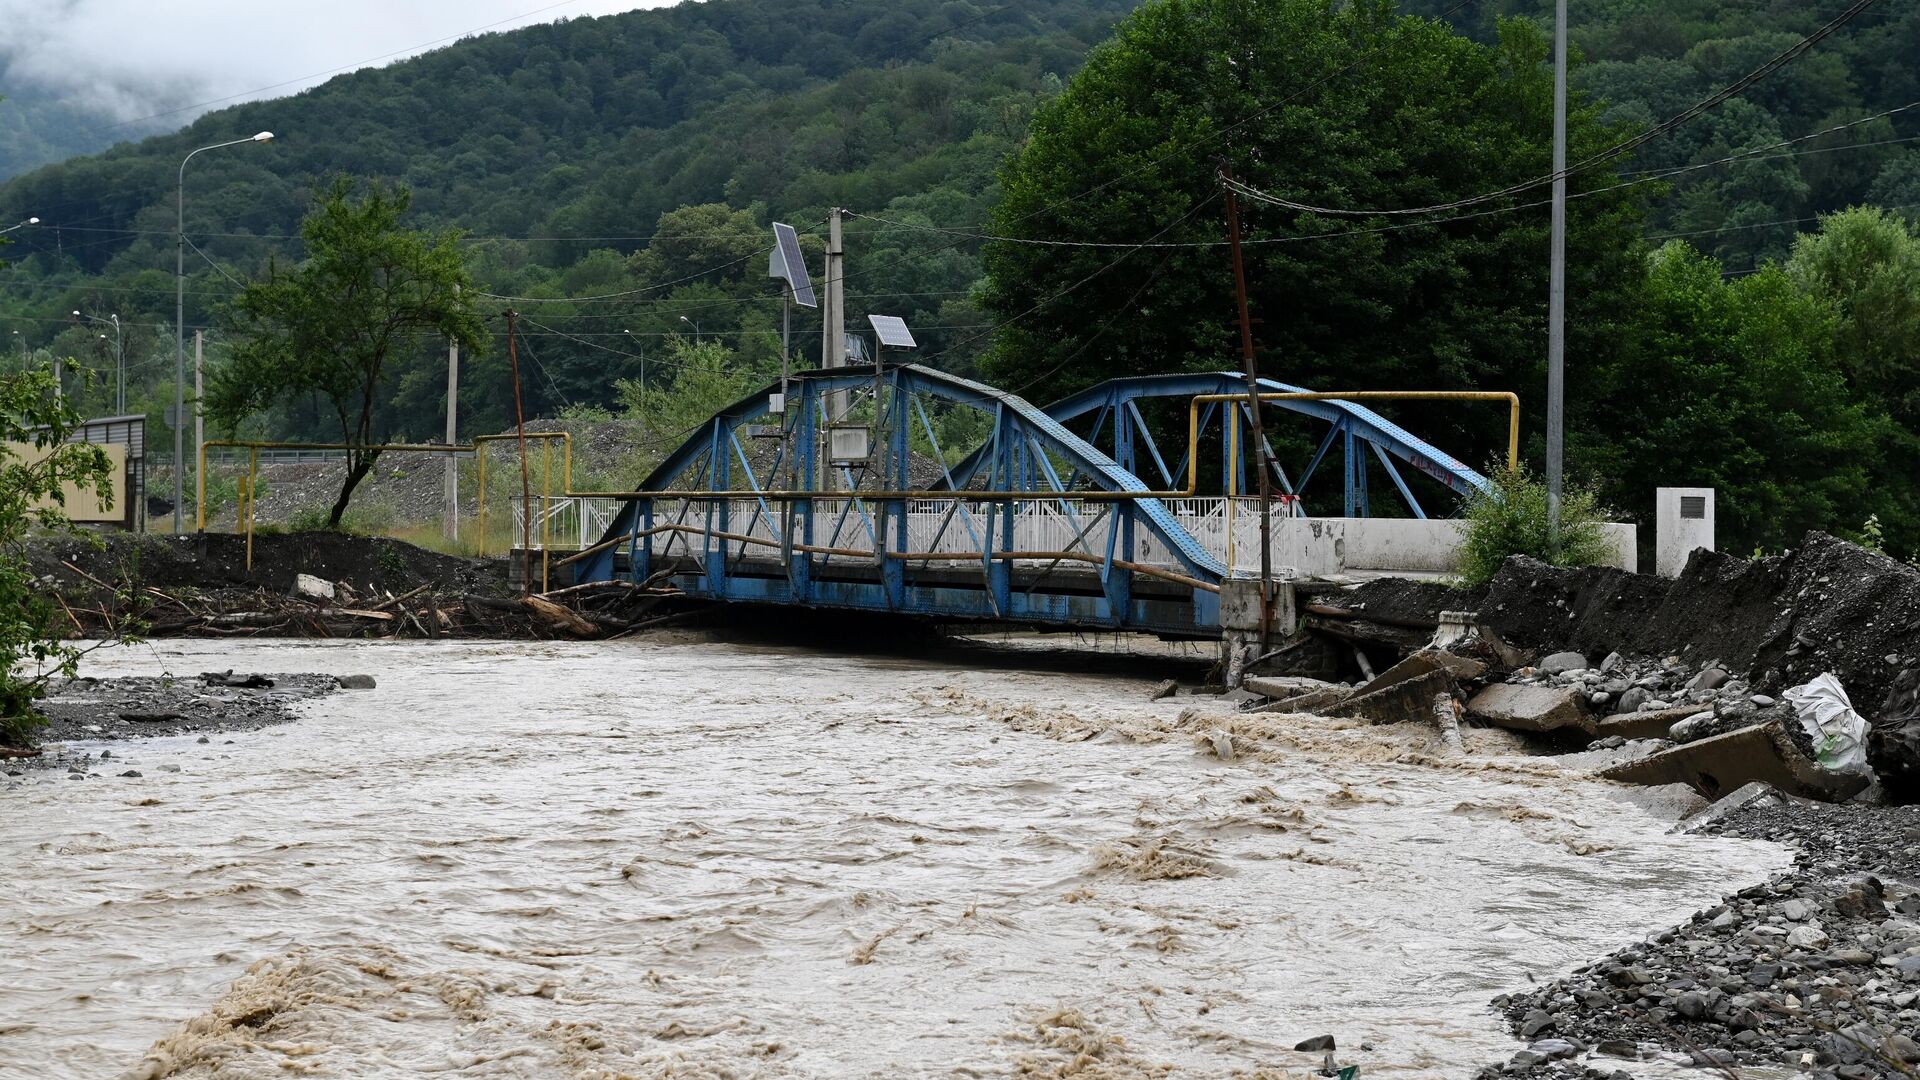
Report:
1459,464,1617,585
1,364,119,747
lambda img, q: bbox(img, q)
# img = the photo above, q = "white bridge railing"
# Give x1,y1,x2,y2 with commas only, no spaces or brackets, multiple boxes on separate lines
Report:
506,493,1631,576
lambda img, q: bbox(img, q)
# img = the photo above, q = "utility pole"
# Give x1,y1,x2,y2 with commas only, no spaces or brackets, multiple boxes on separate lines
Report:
193,331,204,529
1546,0,1569,546
1221,163,1277,650
821,207,848,488
445,339,460,542
823,208,846,407
505,311,534,594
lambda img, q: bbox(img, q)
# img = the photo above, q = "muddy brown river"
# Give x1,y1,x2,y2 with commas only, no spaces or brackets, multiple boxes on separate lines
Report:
1,638,1787,1078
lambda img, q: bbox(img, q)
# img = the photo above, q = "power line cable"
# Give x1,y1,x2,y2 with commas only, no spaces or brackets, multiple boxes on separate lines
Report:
1223,0,1884,220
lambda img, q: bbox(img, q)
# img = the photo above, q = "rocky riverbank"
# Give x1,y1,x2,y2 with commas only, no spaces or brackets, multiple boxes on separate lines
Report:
1478,788,1920,1079
3,671,353,776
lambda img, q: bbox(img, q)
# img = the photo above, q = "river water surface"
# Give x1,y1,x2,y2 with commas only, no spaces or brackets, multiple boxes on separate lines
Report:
2,638,1787,1078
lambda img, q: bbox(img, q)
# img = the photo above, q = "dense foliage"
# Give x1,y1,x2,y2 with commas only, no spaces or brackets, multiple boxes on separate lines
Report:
979,0,1647,465
0,0,1133,445
1404,0,1920,268
0,365,116,745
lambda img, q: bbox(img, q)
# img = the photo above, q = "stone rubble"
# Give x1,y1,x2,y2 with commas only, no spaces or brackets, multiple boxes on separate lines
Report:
1477,789,1920,1080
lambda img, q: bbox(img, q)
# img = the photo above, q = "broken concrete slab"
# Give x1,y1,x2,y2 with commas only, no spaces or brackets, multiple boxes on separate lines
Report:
1589,704,1708,741
1467,683,1590,733
1252,686,1353,714
1327,669,1458,726
1358,649,1488,697
1599,722,1870,803
291,573,335,603
1244,675,1340,701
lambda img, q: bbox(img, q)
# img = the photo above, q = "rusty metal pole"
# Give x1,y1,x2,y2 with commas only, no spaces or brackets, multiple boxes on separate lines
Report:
1221,164,1276,649
505,310,534,595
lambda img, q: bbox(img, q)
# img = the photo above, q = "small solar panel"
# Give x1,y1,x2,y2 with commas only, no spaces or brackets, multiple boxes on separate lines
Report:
769,222,817,308
868,314,916,349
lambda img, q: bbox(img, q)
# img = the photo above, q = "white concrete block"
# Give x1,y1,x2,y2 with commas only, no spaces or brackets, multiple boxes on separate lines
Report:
1655,487,1715,577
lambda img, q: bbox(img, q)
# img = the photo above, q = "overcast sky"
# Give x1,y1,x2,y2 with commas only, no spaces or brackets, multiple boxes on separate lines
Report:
0,0,679,126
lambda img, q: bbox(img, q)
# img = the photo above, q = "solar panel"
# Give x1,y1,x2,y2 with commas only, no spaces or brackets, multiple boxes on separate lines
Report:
768,222,817,308
868,314,916,349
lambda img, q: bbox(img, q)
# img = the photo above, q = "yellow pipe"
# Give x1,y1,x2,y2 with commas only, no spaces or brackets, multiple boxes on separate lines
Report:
1187,391,1523,477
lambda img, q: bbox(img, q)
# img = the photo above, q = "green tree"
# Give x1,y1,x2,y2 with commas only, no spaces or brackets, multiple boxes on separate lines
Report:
209,178,487,526
1576,242,1893,553
0,364,115,746
978,0,1648,470
1785,206,1920,423
614,337,767,471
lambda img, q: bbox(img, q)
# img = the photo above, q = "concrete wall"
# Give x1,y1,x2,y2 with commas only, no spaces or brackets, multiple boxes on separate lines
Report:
1226,516,1637,578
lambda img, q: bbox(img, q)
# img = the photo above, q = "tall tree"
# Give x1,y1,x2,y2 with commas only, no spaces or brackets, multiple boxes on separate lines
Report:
210,178,486,527
1575,242,1893,552
978,0,1649,470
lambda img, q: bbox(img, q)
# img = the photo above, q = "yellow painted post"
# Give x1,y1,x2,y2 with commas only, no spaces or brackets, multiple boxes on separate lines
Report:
540,439,551,593
245,446,259,572
1226,405,1239,570
476,443,487,558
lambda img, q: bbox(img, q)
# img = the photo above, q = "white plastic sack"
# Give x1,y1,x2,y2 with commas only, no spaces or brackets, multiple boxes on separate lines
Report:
1783,673,1872,776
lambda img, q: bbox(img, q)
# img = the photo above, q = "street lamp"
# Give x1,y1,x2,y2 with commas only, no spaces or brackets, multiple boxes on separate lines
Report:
623,329,647,392
177,131,274,534
678,315,700,344
0,216,39,235
72,309,123,411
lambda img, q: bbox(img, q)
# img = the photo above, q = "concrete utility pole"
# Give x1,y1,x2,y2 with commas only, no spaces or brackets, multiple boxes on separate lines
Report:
178,131,273,534
1546,0,1569,546
1221,162,1276,649
822,208,847,410
193,331,204,528
445,339,460,541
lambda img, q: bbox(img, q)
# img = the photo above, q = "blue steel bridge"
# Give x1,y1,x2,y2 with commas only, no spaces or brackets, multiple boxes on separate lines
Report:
568,363,1491,639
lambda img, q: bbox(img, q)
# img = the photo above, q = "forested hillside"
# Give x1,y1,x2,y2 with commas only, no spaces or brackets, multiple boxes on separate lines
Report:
0,0,1915,550
0,0,1133,441
1408,0,1920,268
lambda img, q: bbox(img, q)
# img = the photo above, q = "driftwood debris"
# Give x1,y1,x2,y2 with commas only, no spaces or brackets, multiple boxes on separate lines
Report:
48,572,688,643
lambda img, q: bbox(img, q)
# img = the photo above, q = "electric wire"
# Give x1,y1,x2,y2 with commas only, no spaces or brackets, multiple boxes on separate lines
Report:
1219,0,1884,219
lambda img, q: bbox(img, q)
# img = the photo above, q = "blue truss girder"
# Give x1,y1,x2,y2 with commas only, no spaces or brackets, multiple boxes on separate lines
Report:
952,372,1490,508
577,364,1227,600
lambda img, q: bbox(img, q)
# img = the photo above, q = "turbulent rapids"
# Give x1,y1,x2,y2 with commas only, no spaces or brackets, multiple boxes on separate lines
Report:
0,638,1786,1078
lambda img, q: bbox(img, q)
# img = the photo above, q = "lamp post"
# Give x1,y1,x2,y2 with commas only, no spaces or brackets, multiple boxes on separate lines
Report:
177,131,273,534
72,310,122,411
623,329,647,392
0,216,39,235
678,315,700,344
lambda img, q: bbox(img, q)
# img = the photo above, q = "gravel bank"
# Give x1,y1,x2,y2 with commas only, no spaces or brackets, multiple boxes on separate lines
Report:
5,671,347,775
1479,790,1920,1079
